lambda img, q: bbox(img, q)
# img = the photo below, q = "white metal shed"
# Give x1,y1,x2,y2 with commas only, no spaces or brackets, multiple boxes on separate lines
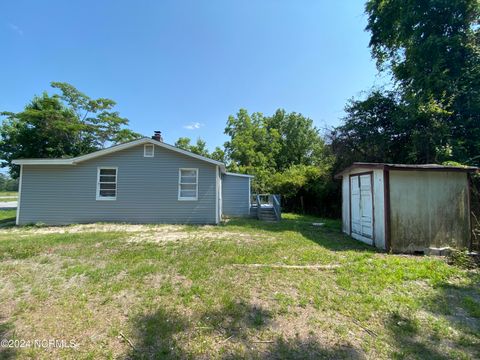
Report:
335,163,477,253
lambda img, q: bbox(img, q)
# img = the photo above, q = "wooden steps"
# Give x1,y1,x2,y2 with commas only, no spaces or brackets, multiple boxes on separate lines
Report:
258,207,278,222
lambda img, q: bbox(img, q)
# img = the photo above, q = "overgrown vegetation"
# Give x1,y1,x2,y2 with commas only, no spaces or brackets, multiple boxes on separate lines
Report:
0,174,17,192
448,249,479,269
1,1,478,217
0,213,478,359
173,0,480,216
332,0,480,168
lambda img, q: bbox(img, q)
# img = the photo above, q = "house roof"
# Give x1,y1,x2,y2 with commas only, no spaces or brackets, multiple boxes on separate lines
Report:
334,162,478,179
12,137,227,171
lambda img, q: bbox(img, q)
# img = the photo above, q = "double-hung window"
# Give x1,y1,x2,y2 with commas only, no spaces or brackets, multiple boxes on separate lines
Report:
97,167,117,200
178,168,198,200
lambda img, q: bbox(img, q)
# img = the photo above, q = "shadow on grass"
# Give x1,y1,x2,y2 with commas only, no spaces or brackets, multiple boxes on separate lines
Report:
126,301,364,359
384,270,480,359
0,318,16,359
428,280,480,325
224,215,377,253
0,217,16,229
385,312,447,360
425,276,480,356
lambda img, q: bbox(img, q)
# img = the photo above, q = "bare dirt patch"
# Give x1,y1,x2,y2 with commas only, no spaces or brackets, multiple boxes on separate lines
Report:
231,263,340,270
3,223,272,246
127,231,191,243
127,229,272,244
3,223,184,235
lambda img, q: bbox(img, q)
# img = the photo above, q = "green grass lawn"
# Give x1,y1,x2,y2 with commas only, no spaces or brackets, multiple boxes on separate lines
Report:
0,209,16,228
0,213,478,359
0,191,18,203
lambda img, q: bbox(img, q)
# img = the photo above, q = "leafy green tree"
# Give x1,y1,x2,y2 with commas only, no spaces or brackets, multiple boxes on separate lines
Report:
0,82,141,177
224,108,329,172
224,109,280,172
269,164,336,216
0,174,19,191
210,147,226,163
223,108,335,213
174,137,192,151
174,137,210,157
0,174,6,191
4,176,18,191
366,0,479,103
363,0,480,164
329,0,480,217
267,109,329,171
189,138,209,157
331,91,410,167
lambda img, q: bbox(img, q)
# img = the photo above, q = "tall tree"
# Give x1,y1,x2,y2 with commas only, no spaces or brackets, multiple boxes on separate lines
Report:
366,0,479,103
331,90,411,168
224,108,333,197
266,109,329,171
224,109,280,172
174,137,210,157
224,109,329,172
174,137,192,151
210,147,226,163
0,82,141,177
50,82,141,146
363,0,480,164
188,138,209,157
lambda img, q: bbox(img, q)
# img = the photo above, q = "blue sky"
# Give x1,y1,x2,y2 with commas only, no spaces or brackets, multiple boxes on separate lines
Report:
1,1,387,151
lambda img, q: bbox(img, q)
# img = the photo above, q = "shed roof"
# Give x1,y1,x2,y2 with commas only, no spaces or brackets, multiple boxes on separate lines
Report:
334,162,478,179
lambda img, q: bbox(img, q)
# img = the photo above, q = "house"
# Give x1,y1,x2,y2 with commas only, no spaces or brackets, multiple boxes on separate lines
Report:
335,162,478,253
13,135,253,225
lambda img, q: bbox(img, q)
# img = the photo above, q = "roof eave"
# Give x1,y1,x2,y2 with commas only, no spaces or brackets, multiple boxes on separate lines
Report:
334,162,478,179
225,172,254,178
12,159,74,165
12,137,227,169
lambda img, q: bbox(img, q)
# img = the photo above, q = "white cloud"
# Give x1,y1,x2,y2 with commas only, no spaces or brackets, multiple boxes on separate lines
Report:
8,23,23,35
183,122,204,130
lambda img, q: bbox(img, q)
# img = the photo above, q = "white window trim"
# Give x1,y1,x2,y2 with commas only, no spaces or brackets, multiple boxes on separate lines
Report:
178,168,198,201
144,144,154,157
96,166,118,201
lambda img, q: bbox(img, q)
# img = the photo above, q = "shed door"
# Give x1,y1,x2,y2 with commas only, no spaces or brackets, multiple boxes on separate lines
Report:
350,174,373,240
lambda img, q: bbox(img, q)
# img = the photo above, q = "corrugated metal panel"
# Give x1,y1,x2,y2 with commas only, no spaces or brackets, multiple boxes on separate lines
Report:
18,144,217,225
222,174,250,217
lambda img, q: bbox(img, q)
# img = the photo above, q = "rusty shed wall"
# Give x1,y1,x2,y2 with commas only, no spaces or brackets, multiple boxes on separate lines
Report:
371,169,386,249
389,170,470,252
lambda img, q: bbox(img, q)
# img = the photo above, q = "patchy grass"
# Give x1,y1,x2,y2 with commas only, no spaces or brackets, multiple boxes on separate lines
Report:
0,191,17,197
0,212,478,359
0,191,17,202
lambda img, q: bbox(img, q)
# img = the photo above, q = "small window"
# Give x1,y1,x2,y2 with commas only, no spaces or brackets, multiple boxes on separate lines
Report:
97,167,117,200
144,144,154,157
178,168,198,200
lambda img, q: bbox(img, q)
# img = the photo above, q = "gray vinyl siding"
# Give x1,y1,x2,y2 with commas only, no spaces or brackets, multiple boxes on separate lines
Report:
222,174,250,217
18,144,218,225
